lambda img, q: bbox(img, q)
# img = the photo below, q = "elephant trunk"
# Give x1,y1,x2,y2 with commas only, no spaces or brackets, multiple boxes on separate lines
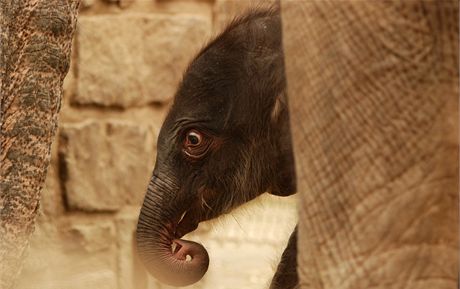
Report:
136,174,209,287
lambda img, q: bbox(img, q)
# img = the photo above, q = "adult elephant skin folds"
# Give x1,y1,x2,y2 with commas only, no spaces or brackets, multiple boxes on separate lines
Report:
281,1,458,289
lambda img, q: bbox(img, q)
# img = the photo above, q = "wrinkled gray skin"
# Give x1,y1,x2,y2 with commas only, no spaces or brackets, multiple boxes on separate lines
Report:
136,8,297,288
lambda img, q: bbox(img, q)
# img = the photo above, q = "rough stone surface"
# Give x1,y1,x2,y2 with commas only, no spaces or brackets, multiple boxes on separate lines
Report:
75,14,211,107
16,216,117,289
40,138,66,216
118,0,135,9
80,0,95,10
60,120,155,211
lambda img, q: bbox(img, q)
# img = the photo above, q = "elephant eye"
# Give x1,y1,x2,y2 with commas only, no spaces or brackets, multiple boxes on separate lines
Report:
183,129,212,159
186,131,202,146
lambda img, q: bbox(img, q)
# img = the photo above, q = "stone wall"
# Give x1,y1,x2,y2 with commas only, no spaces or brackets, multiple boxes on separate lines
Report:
17,1,297,288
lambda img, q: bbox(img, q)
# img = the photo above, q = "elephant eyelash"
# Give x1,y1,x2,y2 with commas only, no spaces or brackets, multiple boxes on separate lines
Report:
183,140,212,160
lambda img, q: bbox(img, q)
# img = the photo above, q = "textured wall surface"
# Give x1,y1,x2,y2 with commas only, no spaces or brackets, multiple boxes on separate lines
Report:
16,1,297,289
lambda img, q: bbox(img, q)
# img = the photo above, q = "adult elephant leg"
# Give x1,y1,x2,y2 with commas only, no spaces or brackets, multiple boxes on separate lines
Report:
270,226,298,289
281,1,458,289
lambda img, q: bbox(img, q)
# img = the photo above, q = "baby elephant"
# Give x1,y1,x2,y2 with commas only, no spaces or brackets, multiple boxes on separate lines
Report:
136,7,298,289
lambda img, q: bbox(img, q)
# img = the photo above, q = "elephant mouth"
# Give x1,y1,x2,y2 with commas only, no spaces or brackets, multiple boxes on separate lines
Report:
174,210,199,239
169,212,201,264
173,191,216,239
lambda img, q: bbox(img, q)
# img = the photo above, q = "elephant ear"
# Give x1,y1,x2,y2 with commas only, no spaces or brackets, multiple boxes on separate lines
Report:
270,94,297,197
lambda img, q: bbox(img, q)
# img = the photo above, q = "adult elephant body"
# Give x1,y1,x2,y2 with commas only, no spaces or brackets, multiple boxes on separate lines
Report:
281,1,458,288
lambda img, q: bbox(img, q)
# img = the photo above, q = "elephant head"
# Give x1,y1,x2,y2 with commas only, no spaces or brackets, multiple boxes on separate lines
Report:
136,8,296,287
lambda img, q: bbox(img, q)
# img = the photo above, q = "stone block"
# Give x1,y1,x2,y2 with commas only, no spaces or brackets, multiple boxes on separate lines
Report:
80,0,95,10
60,119,155,211
118,0,135,9
17,217,117,289
75,14,211,107
41,135,66,216
68,218,116,252
63,52,76,100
